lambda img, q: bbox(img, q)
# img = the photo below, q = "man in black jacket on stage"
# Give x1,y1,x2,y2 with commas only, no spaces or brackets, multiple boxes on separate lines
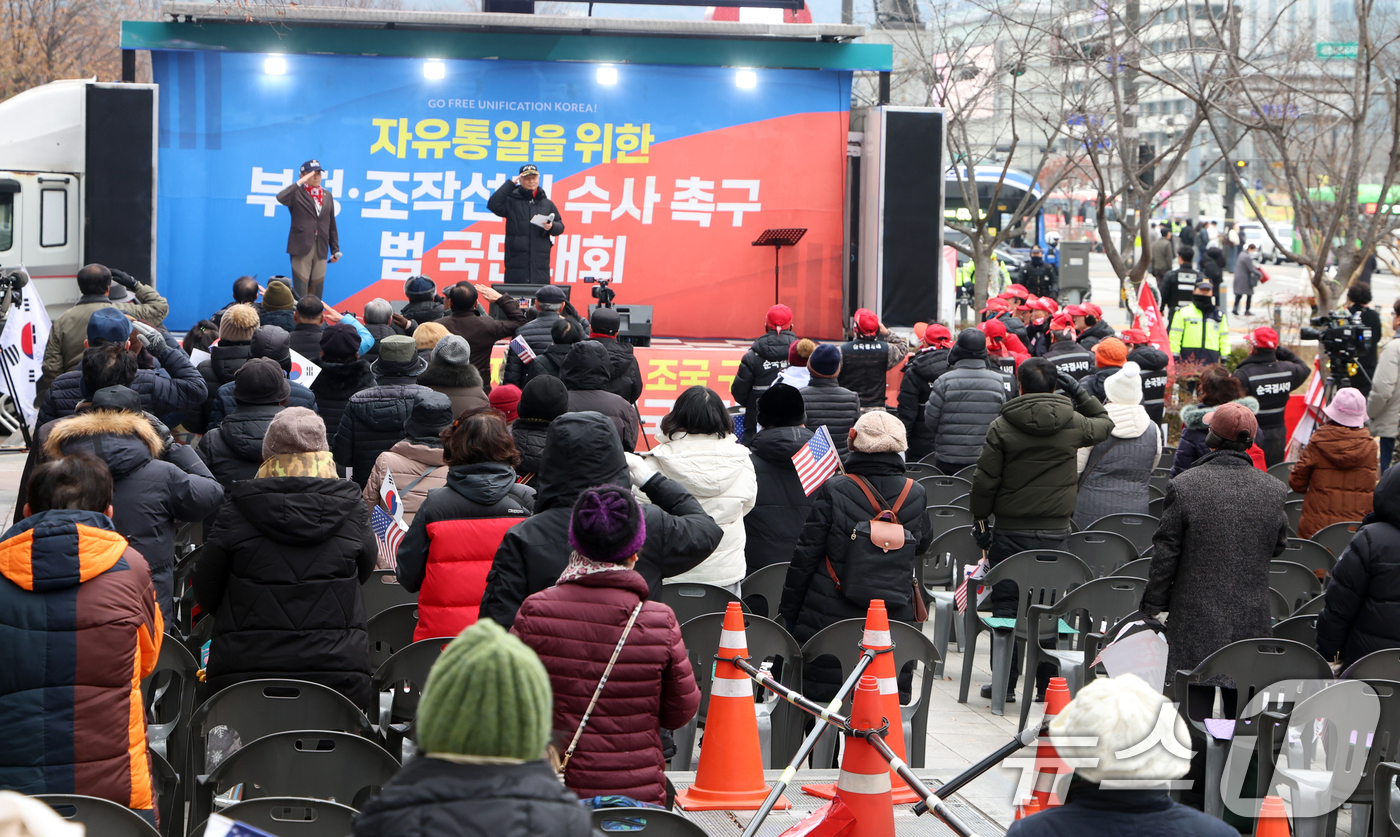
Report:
488,165,565,284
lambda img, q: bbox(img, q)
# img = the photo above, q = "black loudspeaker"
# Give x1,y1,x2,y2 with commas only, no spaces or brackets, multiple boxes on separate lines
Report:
85,84,156,284
856,107,945,328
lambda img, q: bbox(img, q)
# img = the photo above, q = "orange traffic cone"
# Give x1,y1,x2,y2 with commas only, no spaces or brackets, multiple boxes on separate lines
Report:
833,674,898,836
1030,677,1073,808
675,603,789,811
805,600,919,803
1255,795,1291,836
1014,797,1043,820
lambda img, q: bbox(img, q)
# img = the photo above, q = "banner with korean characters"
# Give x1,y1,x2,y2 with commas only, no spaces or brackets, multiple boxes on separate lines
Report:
151,52,852,339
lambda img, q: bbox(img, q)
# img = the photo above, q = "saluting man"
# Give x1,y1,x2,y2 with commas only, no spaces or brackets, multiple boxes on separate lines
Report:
277,159,341,299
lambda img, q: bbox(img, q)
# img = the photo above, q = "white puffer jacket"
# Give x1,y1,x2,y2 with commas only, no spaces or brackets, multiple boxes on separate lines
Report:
634,433,758,587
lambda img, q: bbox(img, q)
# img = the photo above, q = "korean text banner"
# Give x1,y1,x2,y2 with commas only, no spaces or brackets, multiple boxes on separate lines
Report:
151,51,852,338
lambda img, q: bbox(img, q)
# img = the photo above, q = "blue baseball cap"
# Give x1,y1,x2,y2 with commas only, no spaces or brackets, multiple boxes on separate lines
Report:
87,307,133,345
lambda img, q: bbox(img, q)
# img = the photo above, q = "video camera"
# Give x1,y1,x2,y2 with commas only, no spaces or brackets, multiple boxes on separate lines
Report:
1301,310,1372,384
584,275,615,308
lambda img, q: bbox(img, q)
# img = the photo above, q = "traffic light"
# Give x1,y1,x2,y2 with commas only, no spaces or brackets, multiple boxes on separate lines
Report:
1235,159,1248,169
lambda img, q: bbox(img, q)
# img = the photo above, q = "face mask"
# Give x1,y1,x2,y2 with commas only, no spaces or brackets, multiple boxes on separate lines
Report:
1030,255,1043,264
1194,296,1213,310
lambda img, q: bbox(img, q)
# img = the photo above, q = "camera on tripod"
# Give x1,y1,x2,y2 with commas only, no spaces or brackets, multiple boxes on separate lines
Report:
1301,311,1372,384
583,275,615,309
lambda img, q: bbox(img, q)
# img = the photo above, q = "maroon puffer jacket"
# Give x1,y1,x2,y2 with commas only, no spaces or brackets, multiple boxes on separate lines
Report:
512,569,699,805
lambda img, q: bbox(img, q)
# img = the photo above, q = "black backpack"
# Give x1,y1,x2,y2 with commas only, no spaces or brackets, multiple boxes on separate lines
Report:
824,475,926,620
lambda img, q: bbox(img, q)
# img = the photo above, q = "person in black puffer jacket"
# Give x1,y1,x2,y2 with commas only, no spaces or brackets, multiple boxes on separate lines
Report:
310,324,378,463
191,304,259,434
511,375,570,484
1232,327,1311,466
288,295,327,361
839,308,905,410
501,285,567,389
1121,329,1170,425
361,298,399,361
401,275,446,330
486,166,565,284
1043,317,1095,379
924,329,1010,474
896,325,952,462
744,384,817,574
1074,307,1117,350
588,307,644,403
198,359,288,493
1317,466,1400,668
195,407,376,708
479,412,722,628
730,305,798,444
258,279,297,333
207,326,317,429
801,344,861,458
334,336,429,487
531,317,583,381
560,341,639,451
779,412,931,701
353,620,593,837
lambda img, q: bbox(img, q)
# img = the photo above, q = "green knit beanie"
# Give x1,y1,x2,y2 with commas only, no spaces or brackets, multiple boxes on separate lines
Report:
416,619,553,760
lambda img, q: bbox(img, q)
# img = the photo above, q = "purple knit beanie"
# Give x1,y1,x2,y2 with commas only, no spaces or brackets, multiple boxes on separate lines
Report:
568,485,647,564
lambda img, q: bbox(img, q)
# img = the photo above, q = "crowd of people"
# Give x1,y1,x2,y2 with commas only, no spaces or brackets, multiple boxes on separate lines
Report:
8,254,1400,837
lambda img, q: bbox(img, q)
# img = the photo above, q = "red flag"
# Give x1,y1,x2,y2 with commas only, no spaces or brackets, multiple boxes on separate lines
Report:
1133,281,1174,376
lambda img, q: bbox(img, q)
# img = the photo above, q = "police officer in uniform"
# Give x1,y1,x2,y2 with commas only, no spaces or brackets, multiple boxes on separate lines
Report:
1233,326,1311,465
1020,244,1059,301
1159,245,1201,314
1169,280,1231,365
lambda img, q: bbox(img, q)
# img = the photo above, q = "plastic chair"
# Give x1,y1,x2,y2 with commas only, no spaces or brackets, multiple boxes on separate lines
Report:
593,808,708,836
659,582,745,626
1286,499,1305,536
1281,538,1337,579
1267,460,1296,483
1269,560,1324,613
740,563,789,621
1272,614,1318,647
1158,448,1176,470
37,795,159,837
1082,513,1159,554
1148,496,1164,518
948,493,972,509
1065,530,1139,579
196,731,398,818
1346,650,1400,682
672,612,803,771
918,451,940,466
148,749,181,837
917,475,973,509
957,551,1092,716
1019,576,1146,728
1148,483,1166,502
1268,588,1292,623
802,619,940,771
925,505,975,542
173,545,203,638
1150,469,1172,495
187,679,375,827
373,637,454,762
905,461,941,477
367,603,419,671
360,569,416,620
920,525,981,668
1171,638,1333,820
198,796,359,837
1313,521,1364,558
1114,557,1153,580
1372,760,1400,837
142,635,203,767
1293,594,1327,618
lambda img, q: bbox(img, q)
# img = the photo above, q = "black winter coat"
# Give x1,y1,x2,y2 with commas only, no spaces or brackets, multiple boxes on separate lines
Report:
191,342,253,434
593,336,644,403
259,309,296,333
479,412,722,628
1077,319,1117,350
923,356,1009,467
1004,785,1238,837
511,418,551,482
37,340,207,430
1128,344,1170,424
801,377,861,458
897,347,950,461
206,379,317,430
838,337,893,409
402,299,446,330
744,426,817,574
197,404,284,491
501,310,563,388
46,411,224,621
1318,467,1400,667
353,757,593,837
333,382,432,486
1044,339,1096,379
310,360,379,453
560,342,639,451
195,475,377,708
1234,348,1310,430
731,331,797,442
778,453,931,700
1020,260,1059,300
486,181,565,284
532,342,575,382
288,323,323,361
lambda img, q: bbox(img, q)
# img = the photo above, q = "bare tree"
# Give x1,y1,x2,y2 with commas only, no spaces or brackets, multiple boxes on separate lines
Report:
0,0,140,100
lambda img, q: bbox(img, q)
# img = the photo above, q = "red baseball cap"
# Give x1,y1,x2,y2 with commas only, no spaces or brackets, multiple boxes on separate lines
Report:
923,324,953,348
1042,298,1060,315
979,318,1007,339
1084,303,1104,318
854,308,879,336
1018,295,1039,311
766,304,793,330
1006,284,1029,299
1066,304,1088,317
1247,327,1280,349
1050,312,1076,330
981,298,1013,314
1120,328,1150,344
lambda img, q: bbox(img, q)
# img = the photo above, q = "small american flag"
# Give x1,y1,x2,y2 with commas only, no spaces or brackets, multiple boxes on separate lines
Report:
371,505,408,566
954,558,989,613
509,335,537,364
791,425,841,496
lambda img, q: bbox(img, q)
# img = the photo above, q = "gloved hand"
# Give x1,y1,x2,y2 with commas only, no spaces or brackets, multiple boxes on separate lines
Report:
110,269,140,290
1056,370,1087,402
972,518,994,552
1141,604,1163,619
145,414,177,458
624,452,660,488
130,320,167,353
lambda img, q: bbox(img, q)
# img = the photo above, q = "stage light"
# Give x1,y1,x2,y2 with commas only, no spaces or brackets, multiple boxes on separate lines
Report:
424,60,446,80
736,69,757,89
264,55,287,75
597,64,618,85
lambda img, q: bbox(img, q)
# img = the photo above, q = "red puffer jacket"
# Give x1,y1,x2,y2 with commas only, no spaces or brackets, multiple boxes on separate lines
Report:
512,569,700,805
394,462,535,640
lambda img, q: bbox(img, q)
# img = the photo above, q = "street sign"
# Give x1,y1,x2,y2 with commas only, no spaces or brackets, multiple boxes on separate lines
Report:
1255,178,1264,191
1316,41,1358,59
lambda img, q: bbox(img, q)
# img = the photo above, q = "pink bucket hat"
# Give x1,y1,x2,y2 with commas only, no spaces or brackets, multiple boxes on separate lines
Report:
1323,387,1369,428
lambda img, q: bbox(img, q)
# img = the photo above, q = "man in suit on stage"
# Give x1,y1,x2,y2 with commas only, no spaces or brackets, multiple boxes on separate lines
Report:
277,159,341,299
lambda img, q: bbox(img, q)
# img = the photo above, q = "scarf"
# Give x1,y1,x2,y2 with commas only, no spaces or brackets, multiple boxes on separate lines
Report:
305,184,324,213
556,550,632,585
256,451,338,479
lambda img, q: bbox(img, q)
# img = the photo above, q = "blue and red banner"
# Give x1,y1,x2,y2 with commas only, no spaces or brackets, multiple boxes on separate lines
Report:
151,51,851,339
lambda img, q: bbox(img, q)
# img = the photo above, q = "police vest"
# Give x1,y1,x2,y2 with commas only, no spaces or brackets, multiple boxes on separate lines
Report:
838,339,891,407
